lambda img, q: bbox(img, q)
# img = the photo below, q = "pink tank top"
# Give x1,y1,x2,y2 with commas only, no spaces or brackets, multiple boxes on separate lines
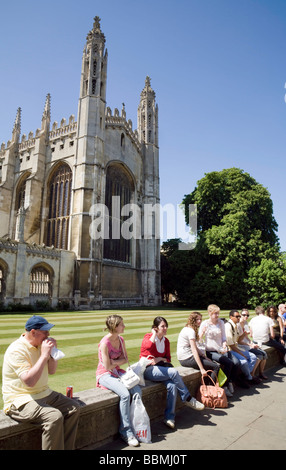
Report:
96,335,126,388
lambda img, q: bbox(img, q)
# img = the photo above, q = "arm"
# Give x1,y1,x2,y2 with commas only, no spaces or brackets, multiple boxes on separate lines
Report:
20,338,55,387
189,339,207,376
100,341,127,371
149,342,171,365
238,324,249,345
228,343,247,358
225,323,247,359
278,317,285,344
141,332,171,365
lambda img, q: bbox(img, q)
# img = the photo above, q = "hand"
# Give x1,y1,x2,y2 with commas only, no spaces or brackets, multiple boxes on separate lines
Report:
48,337,57,348
41,338,55,358
149,356,163,366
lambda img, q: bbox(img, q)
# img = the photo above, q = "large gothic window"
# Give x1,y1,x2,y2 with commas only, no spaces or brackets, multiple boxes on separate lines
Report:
104,164,133,263
46,164,72,249
30,266,51,298
15,173,31,210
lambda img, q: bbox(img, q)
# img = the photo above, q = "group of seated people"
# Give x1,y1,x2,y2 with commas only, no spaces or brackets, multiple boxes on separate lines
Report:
2,303,286,450
96,303,286,447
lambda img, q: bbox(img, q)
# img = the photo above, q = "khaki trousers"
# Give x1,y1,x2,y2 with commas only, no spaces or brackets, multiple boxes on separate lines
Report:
8,391,80,450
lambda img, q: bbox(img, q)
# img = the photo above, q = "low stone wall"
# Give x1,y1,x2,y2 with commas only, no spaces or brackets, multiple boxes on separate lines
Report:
0,346,280,450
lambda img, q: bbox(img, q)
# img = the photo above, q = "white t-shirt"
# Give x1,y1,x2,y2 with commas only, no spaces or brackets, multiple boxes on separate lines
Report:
249,315,274,343
177,327,196,361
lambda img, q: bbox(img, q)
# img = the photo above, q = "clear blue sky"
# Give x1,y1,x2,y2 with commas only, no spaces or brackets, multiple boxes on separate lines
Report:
1,0,286,250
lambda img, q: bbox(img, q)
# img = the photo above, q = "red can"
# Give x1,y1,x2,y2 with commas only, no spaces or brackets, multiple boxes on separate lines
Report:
66,386,73,398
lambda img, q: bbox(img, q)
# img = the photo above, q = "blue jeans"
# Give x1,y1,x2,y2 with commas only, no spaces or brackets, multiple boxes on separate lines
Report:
229,349,257,380
99,373,142,439
144,365,191,421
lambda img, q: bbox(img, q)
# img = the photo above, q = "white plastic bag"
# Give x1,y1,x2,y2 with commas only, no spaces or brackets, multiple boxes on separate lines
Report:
130,393,152,443
51,346,65,360
130,357,150,386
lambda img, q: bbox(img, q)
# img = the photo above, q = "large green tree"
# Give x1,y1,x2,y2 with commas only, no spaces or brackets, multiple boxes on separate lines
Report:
162,168,285,308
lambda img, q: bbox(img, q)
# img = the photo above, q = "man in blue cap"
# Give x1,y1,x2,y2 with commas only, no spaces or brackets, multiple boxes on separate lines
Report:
2,315,80,450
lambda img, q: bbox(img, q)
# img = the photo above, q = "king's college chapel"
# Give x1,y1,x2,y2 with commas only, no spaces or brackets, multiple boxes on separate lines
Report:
0,17,161,310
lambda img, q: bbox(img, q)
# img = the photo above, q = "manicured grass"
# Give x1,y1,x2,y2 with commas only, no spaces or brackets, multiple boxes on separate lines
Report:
0,308,254,410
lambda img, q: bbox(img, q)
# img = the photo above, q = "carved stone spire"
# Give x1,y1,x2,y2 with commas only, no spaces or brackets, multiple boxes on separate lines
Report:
138,77,158,145
41,93,51,132
12,107,21,143
86,16,106,44
79,16,108,100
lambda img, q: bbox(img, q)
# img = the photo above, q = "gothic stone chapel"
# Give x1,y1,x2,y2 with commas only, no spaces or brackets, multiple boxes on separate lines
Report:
0,17,161,310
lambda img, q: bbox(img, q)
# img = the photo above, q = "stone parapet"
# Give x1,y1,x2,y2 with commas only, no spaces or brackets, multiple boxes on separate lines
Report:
0,346,280,450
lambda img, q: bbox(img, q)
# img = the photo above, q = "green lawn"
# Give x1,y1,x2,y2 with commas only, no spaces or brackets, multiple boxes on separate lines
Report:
0,308,254,409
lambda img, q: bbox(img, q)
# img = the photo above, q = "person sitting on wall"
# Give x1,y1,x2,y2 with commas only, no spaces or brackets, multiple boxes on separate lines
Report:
2,315,80,450
225,310,260,388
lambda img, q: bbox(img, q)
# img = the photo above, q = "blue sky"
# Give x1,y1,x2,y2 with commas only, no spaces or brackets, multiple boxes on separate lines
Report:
1,0,286,250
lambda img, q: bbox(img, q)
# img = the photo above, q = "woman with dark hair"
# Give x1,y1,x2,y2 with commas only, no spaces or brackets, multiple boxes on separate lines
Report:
140,316,204,430
267,305,286,344
177,312,220,384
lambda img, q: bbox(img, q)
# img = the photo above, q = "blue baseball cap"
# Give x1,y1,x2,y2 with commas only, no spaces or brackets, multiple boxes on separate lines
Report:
25,315,55,331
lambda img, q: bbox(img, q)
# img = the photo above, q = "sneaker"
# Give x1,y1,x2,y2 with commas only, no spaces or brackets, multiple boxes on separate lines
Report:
185,397,205,411
223,386,233,397
164,419,175,429
123,435,139,447
228,382,234,394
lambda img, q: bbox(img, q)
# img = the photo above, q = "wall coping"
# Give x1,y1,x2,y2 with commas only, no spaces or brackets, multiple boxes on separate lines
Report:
0,346,280,450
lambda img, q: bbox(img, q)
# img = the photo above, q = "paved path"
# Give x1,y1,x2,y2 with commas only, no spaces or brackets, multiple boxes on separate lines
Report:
88,366,286,452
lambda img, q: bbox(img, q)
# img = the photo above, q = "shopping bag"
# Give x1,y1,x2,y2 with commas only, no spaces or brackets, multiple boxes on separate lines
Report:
130,393,152,443
218,368,227,387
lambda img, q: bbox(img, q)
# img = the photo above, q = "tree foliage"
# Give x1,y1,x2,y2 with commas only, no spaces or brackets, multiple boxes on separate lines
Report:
161,168,286,308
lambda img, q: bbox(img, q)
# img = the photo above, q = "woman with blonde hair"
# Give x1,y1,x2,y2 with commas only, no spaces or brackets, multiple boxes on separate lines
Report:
199,304,238,396
96,315,142,447
177,312,220,384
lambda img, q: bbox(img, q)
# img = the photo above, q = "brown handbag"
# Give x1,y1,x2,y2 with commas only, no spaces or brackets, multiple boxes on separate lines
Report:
196,371,228,409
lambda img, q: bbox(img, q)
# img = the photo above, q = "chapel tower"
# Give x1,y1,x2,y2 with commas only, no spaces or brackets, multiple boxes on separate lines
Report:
0,16,161,309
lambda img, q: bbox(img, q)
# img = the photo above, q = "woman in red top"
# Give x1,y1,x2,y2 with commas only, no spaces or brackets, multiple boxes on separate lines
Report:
140,316,204,429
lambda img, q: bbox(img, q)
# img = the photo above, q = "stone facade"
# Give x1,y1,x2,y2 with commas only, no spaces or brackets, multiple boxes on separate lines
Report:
0,17,161,310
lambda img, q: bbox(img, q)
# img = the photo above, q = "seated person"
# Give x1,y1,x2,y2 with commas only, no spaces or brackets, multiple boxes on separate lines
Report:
177,312,220,385
238,308,268,380
199,304,238,396
2,315,80,450
140,316,204,430
225,310,260,387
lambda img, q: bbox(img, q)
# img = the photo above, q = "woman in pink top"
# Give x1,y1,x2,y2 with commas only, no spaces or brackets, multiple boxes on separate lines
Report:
96,315,142,447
